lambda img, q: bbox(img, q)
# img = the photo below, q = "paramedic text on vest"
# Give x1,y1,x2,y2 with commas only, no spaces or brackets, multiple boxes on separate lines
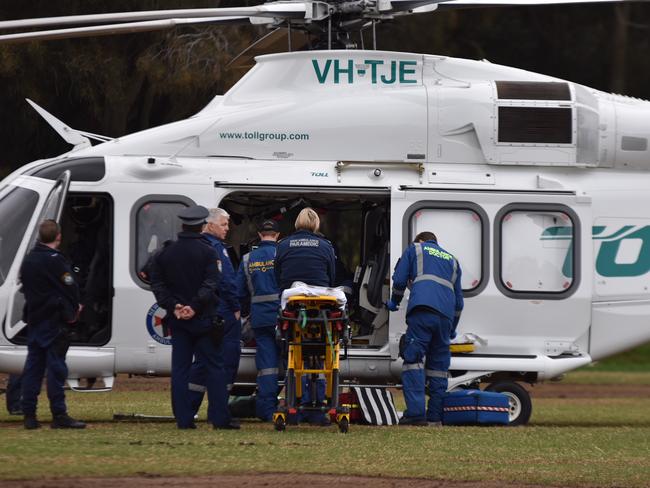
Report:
275,207,336,425
235,219,281,422
188,207,242,415
275,208,336,291
386,231,464,426
19,219,86,430
150,205,236,430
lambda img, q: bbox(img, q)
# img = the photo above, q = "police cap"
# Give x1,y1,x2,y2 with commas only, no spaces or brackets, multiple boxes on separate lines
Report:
178,205,209,225
258,219,280,232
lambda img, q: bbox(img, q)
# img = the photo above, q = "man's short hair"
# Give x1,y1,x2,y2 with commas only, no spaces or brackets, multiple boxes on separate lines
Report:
39,219,60,244
207,208,229,224
295,207,320,233
414,231,437,243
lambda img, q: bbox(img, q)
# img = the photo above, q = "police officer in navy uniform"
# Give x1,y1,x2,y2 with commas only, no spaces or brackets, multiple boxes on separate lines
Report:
5,374,23,415
275,207,336,424
150,205,236,429
386,231,463,426
275,207,336,290
188,208,241,414
236,219,281,421
20,219,86,429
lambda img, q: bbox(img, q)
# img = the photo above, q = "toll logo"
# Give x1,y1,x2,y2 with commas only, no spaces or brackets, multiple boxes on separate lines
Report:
543,225,650,278
146,303,171,345
312,59,418,84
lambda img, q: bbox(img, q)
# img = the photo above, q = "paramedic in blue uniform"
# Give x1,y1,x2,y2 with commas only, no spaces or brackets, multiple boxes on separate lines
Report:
20,219,86,429
386,231,464,426
150,205,235,429
275,208,336,423
188,208,241,413
275,207,336,290
235,219,281,421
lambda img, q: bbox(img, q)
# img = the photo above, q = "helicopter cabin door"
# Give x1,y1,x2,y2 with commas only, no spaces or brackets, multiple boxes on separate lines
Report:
1,171,71,340
390,187,593,363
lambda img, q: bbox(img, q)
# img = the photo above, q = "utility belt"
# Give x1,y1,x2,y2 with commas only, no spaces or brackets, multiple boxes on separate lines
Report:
407,304,445,318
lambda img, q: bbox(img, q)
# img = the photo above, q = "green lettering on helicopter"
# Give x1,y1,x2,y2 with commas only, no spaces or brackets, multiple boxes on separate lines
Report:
312,59,418,84
542,225,650,278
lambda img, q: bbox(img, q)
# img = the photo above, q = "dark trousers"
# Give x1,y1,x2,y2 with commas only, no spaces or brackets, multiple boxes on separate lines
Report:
401,309,451,422
189,316,241,414
222,316,242,389
253,326,280,421
6,374,23,413
171,324,230,428
21,342,68,417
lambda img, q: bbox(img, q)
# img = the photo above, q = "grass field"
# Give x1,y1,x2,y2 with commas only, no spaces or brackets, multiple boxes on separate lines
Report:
586,343,650,372
1,369,650,487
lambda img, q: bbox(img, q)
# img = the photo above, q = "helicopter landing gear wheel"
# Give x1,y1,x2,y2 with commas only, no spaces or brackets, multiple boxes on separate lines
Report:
485,381,532,426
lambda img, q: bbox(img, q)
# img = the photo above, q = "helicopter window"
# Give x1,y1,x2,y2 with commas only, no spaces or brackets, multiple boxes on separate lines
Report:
499,208,577,296
134,200,189,284
498,107,572,145
408,203,488,297
28,157,105,182
0,186,39,286
496,81,571,101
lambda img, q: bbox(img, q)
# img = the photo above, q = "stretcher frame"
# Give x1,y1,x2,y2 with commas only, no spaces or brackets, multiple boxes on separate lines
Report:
273,295,351,433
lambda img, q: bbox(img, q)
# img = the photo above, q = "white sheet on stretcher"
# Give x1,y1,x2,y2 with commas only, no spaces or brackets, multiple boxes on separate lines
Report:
281,282,347,310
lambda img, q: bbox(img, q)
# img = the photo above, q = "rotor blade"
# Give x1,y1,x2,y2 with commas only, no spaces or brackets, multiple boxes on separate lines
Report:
386,0,449,13
435,0,649,9
0,3,313,31
0,17,250,45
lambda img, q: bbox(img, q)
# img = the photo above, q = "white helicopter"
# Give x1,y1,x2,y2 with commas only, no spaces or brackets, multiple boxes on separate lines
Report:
1,0,649,426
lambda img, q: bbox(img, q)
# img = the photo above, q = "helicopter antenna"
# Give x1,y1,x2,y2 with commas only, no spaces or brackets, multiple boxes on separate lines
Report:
372,20,377,50
288,22,292,51
328,16,332,49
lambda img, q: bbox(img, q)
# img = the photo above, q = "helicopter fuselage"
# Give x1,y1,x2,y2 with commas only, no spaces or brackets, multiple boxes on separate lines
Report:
1,51,649,417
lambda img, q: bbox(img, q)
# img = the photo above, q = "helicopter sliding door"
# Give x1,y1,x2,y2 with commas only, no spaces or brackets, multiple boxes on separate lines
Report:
0,171,71,341
390,187,593,370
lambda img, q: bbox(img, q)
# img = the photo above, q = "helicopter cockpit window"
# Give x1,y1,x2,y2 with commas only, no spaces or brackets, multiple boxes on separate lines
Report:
409,205,487,295
28,157,105,182
0,186,39,286
135,201,188,283
500,209,576,294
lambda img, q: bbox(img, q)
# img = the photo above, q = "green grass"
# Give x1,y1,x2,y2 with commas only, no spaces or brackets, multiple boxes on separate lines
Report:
586,343,650,372
1,374,650,487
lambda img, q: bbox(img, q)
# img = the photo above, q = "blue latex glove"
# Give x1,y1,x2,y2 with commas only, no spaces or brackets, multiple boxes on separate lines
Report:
385,300,398,312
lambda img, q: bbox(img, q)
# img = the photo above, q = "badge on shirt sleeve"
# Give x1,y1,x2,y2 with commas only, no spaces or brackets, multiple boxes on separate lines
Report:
61,272,75,286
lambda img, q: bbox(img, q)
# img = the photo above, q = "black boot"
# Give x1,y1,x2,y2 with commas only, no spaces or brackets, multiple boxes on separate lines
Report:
398,416,428,426
51,414,86,429
24,415,41,430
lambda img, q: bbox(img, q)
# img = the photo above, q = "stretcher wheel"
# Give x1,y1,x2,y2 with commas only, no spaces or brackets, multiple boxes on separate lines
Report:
337,417,349,434
274,416,286,432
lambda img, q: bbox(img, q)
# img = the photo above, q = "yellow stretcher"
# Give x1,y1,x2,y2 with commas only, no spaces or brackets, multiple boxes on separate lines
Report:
273,295,351,433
